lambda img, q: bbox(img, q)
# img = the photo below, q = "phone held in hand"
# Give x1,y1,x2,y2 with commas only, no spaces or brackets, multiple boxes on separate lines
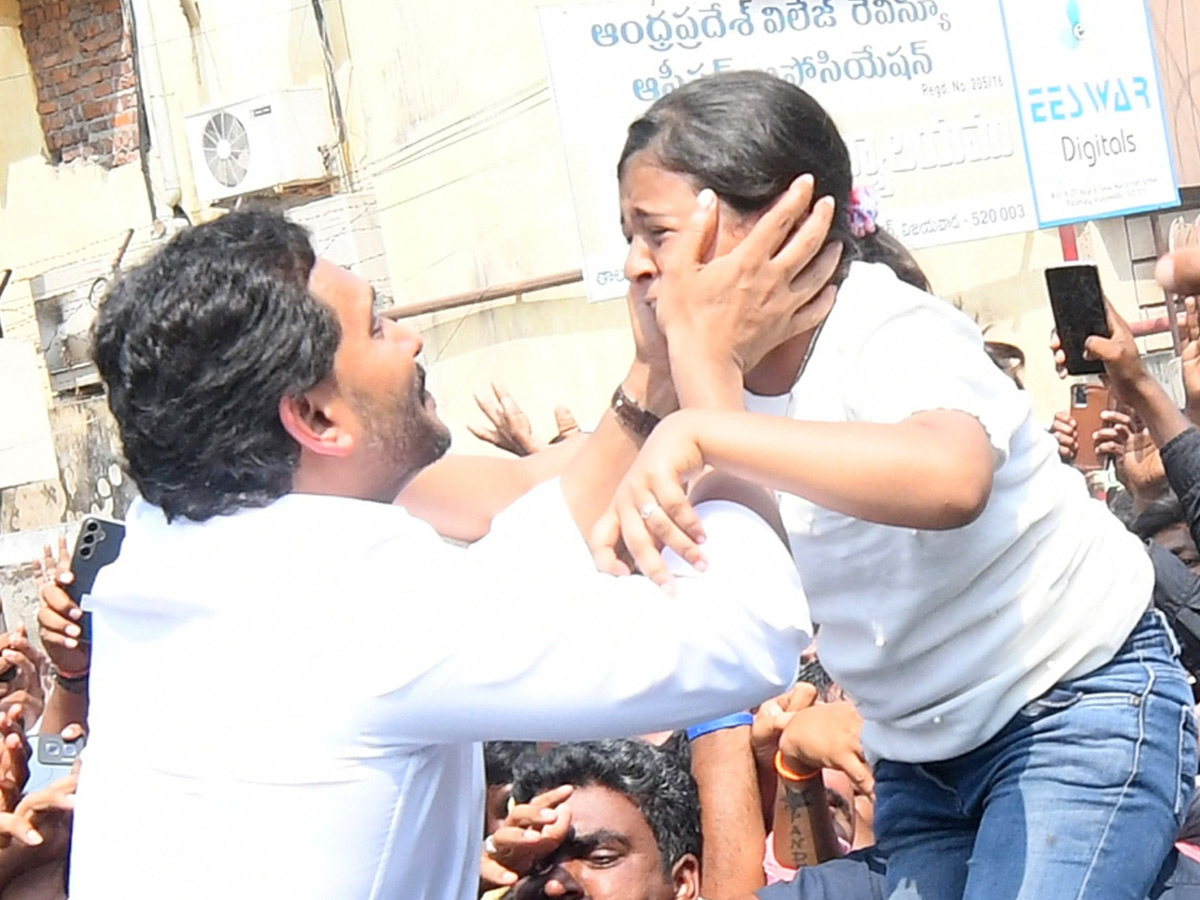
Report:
1070,383,1113,471
1046,263,1111,376
65,516,126,644
25,732,86,794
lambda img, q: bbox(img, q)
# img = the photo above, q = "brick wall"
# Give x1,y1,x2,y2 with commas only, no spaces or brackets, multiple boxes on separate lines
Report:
19,0,140,167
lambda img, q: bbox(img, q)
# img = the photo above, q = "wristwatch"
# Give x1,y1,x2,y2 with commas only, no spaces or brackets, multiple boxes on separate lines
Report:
611,385,661,438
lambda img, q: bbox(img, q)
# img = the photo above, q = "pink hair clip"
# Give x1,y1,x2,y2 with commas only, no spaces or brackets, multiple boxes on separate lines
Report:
848,186,879,239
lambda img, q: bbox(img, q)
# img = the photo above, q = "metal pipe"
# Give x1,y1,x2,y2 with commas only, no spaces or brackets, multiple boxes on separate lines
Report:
0,269,10,339
127,0,183,216
381,270,585,320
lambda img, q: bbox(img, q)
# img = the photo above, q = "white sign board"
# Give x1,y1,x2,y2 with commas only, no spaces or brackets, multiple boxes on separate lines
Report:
0,340,58,489
999,0,1178,227
538,0,1177,302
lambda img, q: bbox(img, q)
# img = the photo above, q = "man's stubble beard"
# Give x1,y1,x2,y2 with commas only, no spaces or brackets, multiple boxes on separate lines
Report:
352,387,451,491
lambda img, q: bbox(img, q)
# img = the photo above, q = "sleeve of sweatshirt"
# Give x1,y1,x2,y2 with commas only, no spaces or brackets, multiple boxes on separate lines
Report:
1161,427,1200,554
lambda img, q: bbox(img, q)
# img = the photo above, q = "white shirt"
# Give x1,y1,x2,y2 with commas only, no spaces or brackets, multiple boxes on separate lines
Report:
744,262,1150,763
67,483,810,900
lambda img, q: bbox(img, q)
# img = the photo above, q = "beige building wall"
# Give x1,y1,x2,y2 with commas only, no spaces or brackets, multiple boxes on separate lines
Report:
0,0,150,354
1150,0,1200,187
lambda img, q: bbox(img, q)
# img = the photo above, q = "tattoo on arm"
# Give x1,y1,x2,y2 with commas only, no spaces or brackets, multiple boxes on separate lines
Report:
784,783,814,867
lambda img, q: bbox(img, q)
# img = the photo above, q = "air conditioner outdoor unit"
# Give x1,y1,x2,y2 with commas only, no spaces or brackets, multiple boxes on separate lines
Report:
184,88,335,205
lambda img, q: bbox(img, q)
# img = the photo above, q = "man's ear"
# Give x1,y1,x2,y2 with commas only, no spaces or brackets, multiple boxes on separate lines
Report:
671,854,701,900
279,387,356,458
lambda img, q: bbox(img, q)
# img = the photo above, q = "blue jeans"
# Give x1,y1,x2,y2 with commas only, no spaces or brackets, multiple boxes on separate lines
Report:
874,610,1198,900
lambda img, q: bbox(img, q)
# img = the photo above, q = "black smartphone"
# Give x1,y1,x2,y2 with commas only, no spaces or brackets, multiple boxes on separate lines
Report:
65,516,126,644
1045,263,1111,376
25,733,86,794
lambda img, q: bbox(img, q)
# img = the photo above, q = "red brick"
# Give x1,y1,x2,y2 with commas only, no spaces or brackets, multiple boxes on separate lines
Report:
37,99,57,115
113,109,136,129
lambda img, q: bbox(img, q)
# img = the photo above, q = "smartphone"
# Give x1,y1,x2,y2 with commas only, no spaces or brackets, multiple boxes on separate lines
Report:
1069,383,1113,471
65,516,126,644
24,733,85,794
1045,263,1111,376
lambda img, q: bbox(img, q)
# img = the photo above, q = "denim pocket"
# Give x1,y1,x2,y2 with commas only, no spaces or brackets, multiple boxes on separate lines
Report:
1015,688,1082,721
1015,687,1142,722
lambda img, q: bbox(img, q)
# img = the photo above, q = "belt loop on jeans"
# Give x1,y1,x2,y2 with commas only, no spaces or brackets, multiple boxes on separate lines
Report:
1151,607,1182,659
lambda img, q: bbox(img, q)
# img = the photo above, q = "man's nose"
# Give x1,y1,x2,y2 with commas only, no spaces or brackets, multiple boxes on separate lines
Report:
387,318,424,355
548,862,587,899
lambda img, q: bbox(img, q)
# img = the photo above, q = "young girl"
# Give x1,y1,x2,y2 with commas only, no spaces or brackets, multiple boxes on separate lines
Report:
599,70,1197,900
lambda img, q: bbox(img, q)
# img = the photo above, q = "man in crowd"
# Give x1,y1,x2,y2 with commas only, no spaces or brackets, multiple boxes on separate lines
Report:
65,209,822,899
503,739,704,900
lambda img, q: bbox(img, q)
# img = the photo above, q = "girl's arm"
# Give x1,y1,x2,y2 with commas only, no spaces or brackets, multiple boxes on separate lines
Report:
593,407,995,585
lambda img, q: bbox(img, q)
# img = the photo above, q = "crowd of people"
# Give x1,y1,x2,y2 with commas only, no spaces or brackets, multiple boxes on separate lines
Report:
0,69,1198,899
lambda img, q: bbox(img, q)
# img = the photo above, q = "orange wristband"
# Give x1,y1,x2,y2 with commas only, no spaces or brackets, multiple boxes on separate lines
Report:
775,750,820,783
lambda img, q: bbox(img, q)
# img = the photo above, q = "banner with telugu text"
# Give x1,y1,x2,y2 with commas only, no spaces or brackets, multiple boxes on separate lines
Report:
538,0,1177,302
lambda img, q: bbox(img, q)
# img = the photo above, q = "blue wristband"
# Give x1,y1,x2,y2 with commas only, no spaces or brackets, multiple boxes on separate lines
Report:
686,712,755,741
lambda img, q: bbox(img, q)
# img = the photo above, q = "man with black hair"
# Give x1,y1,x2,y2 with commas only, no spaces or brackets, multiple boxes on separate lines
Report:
67,209,820,900
505,740,704,900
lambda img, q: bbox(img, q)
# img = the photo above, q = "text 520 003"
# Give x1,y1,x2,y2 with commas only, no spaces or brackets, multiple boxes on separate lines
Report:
970,204,1026,227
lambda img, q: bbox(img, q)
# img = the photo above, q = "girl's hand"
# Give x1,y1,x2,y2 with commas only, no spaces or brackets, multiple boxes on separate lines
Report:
655,176,842,375
590,412,708,588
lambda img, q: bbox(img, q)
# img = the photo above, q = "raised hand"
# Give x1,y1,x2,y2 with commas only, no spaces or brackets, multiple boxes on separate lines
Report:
0,706,28,814
36,538,90,678
1050,411,1079,464
0,629,46,730
1082,302,1155,408
469,385,583,458
1179,297,1200,425
1097,410,1168,504
481,784,573,890
654,176,842,377
0,771,76,850
1157,246,1200,297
